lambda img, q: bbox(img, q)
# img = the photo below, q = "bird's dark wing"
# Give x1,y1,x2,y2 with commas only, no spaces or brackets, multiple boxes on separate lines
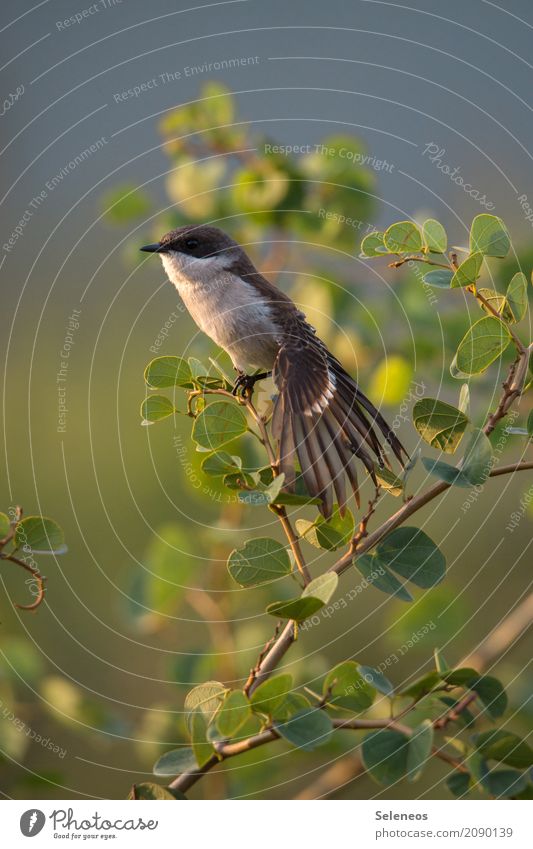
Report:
271,318,407,518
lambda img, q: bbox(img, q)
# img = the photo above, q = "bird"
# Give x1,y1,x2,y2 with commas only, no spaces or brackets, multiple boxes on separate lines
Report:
141,225,407,518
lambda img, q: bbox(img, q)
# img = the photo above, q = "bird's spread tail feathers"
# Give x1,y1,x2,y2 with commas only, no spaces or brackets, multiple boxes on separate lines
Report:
272,345,408,519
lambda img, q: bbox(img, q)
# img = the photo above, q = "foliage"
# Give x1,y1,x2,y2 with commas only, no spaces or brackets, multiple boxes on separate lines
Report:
136,210,532,800
0,507,66,611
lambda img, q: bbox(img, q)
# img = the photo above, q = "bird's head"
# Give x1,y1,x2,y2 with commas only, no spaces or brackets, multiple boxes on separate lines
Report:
140,225,245,285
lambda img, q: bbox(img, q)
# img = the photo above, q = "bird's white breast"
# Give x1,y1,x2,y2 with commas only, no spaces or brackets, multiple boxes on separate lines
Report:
160,252,280,371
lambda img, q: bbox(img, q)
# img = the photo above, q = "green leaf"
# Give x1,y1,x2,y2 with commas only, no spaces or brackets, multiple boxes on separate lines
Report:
296,506,354,551
375,466,403,496
249,674,293,716
266,573,339,621
274,708,333,751
421,457,471,487
192,401,247,450
451,252,484,288
238,473,286,506
190,709,214,768
506,272,528,323
201,452,242,477
401,671,443,699
446,771,471,797
477,288,513,321
144,356,192,388
141,395,175,423
267,491,323,506
486,769,529,797
354,553,413,602
184,681,226,724
422,269,454,288
407,720,434,782
322,661,375,711
413,397,469,453
271,692,311,722
469,676,507,719
187,357,223,388
470,214,510,257
129,782,180,800
461,428,492,485
361,729,410,785
153,747,197,776
473,730,533,769
14,516,66,554
216,690,252,738
454,316,511,376
422,219,447,253
375,527,446,588
360,231,387,257
443,667,477,686
0,512,10,539
384,221,422,253
224,471,257,490
227,537,292,587
358,666,394,696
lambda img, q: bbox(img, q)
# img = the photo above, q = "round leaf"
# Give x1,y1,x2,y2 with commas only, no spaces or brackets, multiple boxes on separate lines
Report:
266,573,338,621
451,251,483,288
192,401,247,450
296,506,354,551
274,708,333,751
322,661,375,711
506,272,528,323
469,214,510,257
468,676,507,719
384,221,422,253
184,681,226,723
130,783,179,800
227,538,292,587
406,720,434,782
413,397,469,453
376,527,446,588
422,219,447,253
15,516,66,554
153,747,197,776
361,729,410,785
216,690,252,738
473,730,533,769
250,674,293,716
422,269,453,288
461,428,492,485
354,553,413,602
144,356,192,388
454,316,511,375
141,395,175,423
201,452,242,477
360,231,387,257
486,769,529,797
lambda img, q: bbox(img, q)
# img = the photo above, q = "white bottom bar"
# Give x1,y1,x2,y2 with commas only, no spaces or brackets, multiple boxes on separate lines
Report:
2,799,530,848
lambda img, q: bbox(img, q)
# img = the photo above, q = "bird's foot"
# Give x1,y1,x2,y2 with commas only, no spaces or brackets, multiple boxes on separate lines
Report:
232,371,271,398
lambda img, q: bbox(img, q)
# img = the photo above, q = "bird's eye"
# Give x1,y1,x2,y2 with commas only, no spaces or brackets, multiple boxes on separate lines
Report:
185,238,199,250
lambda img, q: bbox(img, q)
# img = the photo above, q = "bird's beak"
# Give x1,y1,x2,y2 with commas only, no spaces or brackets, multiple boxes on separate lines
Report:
140,243,164,253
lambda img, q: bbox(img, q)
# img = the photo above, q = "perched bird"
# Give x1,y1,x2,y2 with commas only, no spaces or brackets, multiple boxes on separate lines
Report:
141,225,407,517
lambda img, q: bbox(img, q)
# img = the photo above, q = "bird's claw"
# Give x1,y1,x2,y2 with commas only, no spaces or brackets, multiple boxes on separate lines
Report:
232,371,270,398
